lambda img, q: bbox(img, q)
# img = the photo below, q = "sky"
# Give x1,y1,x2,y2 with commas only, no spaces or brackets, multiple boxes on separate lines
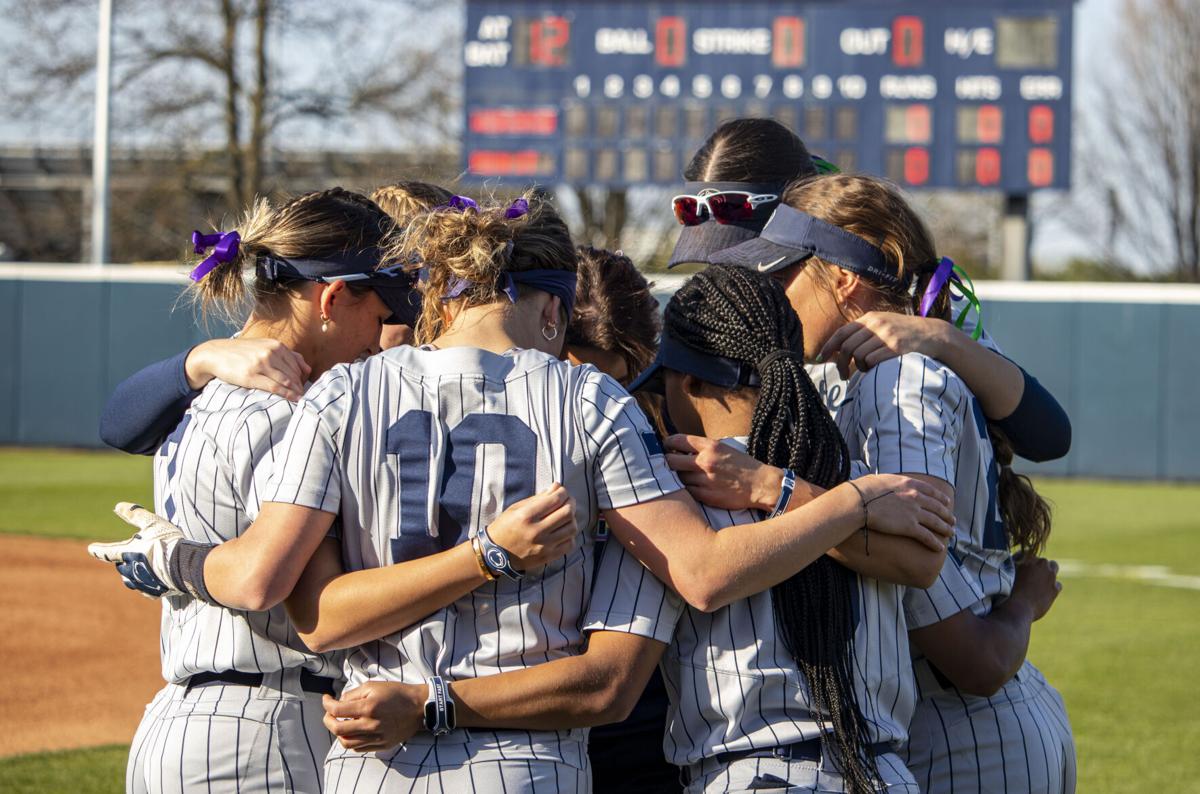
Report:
0,0,1122,270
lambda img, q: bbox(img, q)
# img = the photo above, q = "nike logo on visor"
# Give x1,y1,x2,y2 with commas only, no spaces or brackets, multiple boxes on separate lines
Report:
757,256,788,271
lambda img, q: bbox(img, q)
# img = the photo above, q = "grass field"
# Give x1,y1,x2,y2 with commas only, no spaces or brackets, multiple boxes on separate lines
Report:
1,447,1197,793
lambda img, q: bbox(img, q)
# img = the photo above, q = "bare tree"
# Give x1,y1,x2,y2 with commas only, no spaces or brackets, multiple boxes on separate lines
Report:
1060,0,1200,281
3,0,460,210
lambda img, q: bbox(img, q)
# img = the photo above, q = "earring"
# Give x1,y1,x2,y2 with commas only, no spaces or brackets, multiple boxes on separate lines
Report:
541,322,558,342
321,315,330,333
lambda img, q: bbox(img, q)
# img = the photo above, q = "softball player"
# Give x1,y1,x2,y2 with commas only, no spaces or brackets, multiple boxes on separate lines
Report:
107,188,421,794
95,195,954,792
668,117,1071,466
711,173,1076,793
627,264,942,793
98,181,453,456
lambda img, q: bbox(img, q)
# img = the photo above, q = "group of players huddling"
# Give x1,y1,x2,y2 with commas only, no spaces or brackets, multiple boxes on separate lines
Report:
90,118,1076,794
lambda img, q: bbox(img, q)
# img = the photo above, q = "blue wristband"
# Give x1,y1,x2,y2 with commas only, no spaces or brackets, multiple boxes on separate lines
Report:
770,469,796,518
423,675,456,736
479,528,524,581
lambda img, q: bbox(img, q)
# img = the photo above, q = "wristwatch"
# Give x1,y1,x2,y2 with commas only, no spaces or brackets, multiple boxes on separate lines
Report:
423,675,457,736
479,528,524,581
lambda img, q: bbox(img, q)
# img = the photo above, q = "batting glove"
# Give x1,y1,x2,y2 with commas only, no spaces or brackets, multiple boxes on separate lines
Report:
87,502,186,599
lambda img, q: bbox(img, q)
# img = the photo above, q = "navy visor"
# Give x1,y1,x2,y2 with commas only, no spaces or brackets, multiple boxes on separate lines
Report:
627,330,760,395
708,204,900,287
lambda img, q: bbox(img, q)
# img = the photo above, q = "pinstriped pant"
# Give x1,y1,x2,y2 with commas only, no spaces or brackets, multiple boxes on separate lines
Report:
904,661,1076,794
126,672,331,794
683,751,919,793
323,732,592,793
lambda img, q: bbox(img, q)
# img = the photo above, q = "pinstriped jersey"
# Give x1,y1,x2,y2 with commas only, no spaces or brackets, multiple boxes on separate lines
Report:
649,438,914,767
263,345,683,697
152,381,343,684
834,353,1011,627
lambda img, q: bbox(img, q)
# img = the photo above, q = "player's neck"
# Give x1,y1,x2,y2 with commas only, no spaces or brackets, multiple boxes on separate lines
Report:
240,316,314,374
433,303,537,355
693,398,753,442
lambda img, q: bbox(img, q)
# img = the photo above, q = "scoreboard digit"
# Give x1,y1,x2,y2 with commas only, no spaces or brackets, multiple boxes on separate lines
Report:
463,1,1074,193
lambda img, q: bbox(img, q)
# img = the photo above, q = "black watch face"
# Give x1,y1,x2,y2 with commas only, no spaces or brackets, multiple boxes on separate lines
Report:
424,700,438,730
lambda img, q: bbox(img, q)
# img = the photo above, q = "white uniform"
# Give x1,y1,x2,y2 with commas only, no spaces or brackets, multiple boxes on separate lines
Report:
650,437,917,794
264,345,683,793
833,353,1076,794
127,381,340,794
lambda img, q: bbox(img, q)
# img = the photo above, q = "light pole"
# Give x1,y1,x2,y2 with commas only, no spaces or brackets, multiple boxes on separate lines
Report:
90,0,113,266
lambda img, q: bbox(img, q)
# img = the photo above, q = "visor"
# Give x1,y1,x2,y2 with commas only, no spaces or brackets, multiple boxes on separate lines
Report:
627,330,760,395
259,254,422,325
666,181,782,268
708,204,900,287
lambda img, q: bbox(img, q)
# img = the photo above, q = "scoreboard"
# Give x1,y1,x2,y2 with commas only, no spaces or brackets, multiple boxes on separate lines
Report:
462,0,1073,193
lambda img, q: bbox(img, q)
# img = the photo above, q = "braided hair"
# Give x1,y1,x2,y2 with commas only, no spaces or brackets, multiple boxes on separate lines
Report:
663,264,882,793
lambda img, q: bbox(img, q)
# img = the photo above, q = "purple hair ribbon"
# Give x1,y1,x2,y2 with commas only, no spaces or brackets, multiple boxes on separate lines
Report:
445,195,478,211
189,230,240,282
443,277,473,299
919,257,983,340
505,197,529,218
918,257,955,317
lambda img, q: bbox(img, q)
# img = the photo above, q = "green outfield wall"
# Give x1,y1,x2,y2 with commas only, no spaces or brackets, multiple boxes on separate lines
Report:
2,265,1198,480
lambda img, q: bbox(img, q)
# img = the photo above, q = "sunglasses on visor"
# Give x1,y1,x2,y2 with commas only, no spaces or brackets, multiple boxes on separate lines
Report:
672,191,779,227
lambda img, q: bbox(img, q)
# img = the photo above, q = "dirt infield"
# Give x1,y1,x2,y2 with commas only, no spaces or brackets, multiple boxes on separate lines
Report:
0,535,161,758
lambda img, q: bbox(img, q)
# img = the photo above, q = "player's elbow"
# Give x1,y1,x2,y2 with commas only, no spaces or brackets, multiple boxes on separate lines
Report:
230,567,291,612
235,586,280,613
585,671,646,725
907,549,947,590
674,577,727,614
947,658,1012,697
295,628,337,654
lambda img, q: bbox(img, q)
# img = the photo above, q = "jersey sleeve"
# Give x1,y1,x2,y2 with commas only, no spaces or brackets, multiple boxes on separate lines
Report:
262,368,349,514
99,348,200,455
903,547,987,629
582,539,684,644
855,354,966,486
582,373,683,510
226,399,295,519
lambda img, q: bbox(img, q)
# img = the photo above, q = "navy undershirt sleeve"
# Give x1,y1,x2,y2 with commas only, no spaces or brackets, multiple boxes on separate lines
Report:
99,348,200,455
994,366,1072,463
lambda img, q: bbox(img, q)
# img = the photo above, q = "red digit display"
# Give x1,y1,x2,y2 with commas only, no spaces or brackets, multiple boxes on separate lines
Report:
656,17,687,67
905,147,930,185
529,17,570,66
470,108,558,136
1029,105,1054,144
976,148,1001,185
892,16,924,67
773,17,806,68
1028,149,1054,186
469,150,554,177
976,105,1002,144
906,105,931,144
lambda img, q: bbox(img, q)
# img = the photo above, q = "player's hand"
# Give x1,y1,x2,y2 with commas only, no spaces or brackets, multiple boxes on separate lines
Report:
664,434,784,512
487,484,577,571
185,338,311,401
848,474,955,551
322,682,425,752
1008,554,1062,621
818,312,951,380
86,502,185,599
